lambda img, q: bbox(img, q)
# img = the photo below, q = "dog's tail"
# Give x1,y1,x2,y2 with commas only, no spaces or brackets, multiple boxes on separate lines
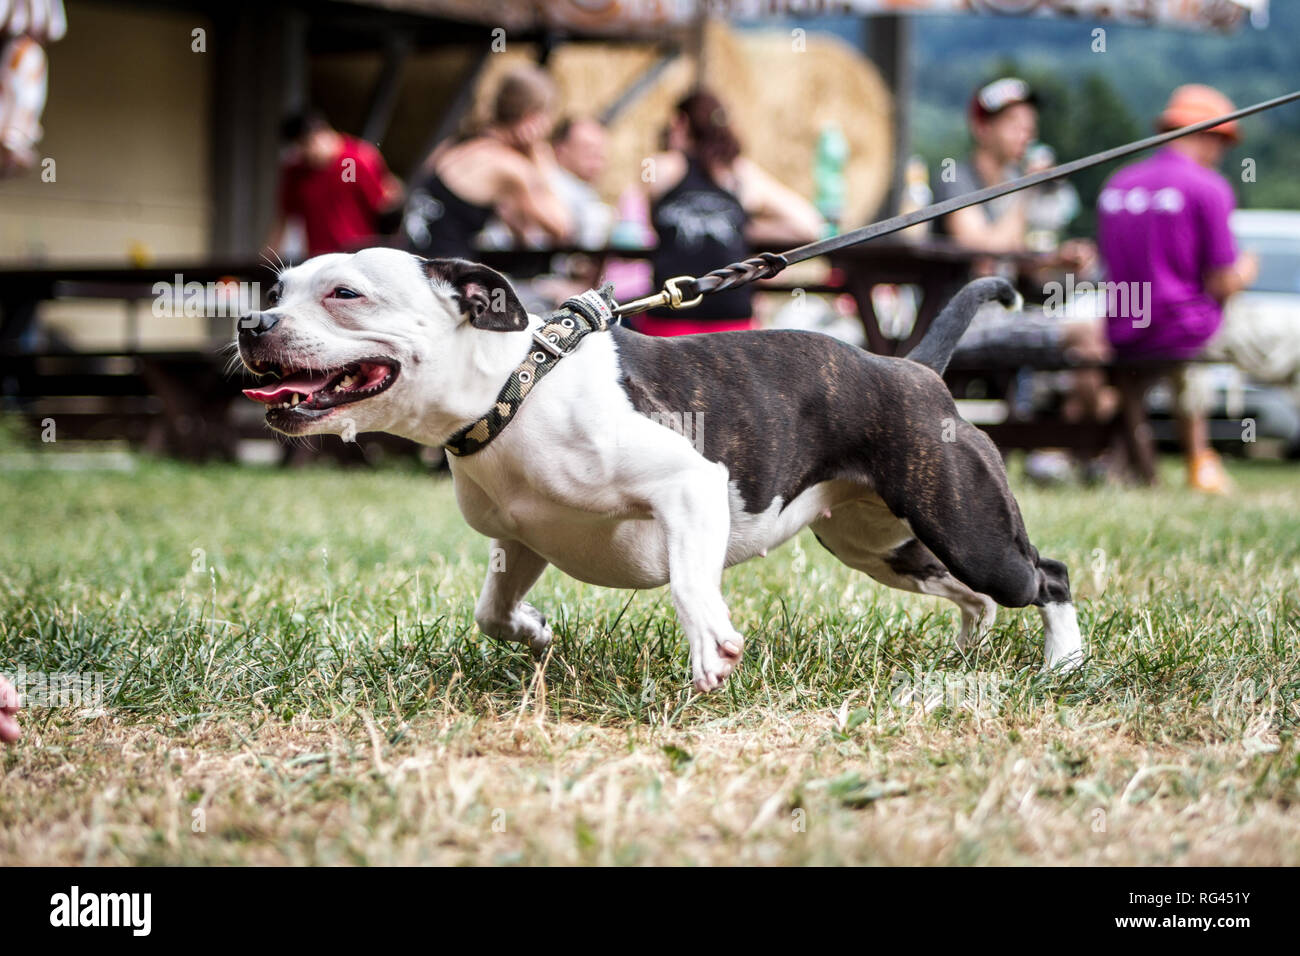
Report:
904,277,1020,375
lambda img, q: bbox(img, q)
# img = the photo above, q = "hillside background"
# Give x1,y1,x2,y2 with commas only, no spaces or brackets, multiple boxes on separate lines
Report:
779,6,1300,234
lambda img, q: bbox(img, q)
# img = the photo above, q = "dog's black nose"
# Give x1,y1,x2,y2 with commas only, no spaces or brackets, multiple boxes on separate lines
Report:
239,311,280,338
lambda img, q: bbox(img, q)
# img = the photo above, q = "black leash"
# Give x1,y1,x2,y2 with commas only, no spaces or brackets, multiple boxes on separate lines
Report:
614,89,1300,318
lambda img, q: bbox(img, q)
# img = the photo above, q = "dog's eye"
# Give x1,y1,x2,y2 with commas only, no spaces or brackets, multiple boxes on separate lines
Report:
330,287,362,300
266,287,281,306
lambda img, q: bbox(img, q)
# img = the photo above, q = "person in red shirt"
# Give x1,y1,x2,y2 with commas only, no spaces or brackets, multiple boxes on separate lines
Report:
267,111,404,257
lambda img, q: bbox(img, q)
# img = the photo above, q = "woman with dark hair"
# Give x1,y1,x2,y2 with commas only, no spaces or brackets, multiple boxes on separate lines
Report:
402,65,572,258
642,89,824,335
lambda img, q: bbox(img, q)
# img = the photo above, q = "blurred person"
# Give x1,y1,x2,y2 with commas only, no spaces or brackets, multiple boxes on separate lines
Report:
642,89,823,336
936,77,1094,272
550,115,613,248
938,78,1113,484
519,115,617,308
1097,84,1259,493
1023,143,1081,253
403,65,571,259
0,35,49,177
266,110,404,257
0,673,19,743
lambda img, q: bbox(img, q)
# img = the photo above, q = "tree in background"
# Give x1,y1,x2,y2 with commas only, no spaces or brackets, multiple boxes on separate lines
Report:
912,6,1300,225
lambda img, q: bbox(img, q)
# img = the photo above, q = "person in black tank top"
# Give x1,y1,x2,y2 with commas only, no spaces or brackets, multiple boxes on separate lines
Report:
642,90,824,335
403,171,495,260
401,66,572,261
651,156,752,321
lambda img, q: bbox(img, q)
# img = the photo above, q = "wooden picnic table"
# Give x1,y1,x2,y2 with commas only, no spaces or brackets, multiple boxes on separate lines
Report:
474,237,1022,354
0,237,1032,349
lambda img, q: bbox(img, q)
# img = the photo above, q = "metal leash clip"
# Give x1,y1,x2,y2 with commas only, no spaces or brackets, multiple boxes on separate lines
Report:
662,275,703,310
613,274,703,317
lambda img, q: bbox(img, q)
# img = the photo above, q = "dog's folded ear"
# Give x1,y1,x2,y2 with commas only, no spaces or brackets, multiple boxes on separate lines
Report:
423,258,529,332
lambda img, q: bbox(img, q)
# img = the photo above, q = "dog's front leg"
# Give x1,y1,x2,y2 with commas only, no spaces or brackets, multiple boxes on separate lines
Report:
652,464,743,693
473,538,553,654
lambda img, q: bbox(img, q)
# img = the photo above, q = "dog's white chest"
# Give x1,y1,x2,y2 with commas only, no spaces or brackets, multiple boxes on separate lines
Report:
451,462,867,589
448,466,665,587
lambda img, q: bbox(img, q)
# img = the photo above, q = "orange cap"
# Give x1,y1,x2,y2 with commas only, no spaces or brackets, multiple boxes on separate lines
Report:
1158,84,1240,144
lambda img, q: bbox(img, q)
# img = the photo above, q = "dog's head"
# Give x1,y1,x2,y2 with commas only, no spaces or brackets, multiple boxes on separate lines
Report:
236,249,529,441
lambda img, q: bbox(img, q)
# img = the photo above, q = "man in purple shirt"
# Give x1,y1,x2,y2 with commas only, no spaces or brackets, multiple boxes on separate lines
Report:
1097,85,1258,493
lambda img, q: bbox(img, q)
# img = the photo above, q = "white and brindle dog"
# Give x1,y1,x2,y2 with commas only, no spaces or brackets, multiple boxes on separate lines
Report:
237,248,1082,693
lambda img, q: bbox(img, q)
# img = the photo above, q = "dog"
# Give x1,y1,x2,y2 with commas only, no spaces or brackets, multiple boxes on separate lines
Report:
237,248,1082,692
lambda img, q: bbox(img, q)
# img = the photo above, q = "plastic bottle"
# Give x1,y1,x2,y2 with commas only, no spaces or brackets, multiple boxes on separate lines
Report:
813,125,848,236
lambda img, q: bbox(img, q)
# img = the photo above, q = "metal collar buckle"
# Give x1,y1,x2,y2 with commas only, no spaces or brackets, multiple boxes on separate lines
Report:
531,327,568,359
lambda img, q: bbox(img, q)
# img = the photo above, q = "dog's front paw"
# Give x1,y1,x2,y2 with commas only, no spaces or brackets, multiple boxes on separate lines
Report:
1040,648,1084,674
691,629,744,694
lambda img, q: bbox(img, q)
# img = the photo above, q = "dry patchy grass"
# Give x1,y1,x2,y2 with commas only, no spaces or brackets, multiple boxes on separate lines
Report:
1,456,1298,865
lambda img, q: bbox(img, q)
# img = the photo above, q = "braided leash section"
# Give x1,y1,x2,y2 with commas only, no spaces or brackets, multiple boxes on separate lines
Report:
684,251,789,300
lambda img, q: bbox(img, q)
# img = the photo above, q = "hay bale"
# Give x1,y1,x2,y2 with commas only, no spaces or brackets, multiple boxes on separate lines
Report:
467,20,893,225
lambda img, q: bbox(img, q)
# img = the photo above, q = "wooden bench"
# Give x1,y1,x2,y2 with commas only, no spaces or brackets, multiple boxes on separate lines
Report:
944,356,1223,483
1,350,243,460
0,348,426,465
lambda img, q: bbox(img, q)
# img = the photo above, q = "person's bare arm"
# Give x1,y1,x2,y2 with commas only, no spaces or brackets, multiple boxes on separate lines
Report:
943,200,1028,254
736,158,824,243
498,153,572,243
645,151,687,202
1205,251,1258,302
378,171,405,211
493,193,540,246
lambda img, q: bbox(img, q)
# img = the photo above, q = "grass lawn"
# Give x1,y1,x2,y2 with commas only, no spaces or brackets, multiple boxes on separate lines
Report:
1,453,1298,865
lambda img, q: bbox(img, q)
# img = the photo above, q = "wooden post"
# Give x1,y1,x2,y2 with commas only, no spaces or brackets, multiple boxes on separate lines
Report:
362,33,412,146
209,8,304,260
866,14,912,219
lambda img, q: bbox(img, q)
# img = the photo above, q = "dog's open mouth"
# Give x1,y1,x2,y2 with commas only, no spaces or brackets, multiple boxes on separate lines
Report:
241,359,399,420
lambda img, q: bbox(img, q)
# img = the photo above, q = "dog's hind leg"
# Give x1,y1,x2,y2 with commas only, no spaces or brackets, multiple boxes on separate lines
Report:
886,538,999,650
1033,557,1081,671
473,538,553,654
873,418,1083,671
811,500,997,651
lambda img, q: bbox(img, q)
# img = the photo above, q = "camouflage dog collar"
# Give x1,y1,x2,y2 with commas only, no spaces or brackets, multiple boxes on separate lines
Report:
444,287,617,458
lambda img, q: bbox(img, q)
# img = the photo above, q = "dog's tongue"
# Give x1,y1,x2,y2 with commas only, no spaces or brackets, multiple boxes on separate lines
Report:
243,369,333,404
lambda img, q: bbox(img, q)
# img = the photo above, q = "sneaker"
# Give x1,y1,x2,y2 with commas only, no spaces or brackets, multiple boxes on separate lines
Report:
1188,449,1232,494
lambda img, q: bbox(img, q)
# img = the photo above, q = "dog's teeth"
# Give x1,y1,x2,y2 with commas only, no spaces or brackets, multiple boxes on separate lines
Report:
290,394,300,406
